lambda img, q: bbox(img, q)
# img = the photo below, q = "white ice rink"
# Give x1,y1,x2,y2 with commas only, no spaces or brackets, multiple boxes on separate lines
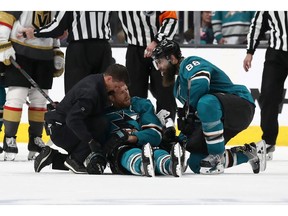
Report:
1,143,288,209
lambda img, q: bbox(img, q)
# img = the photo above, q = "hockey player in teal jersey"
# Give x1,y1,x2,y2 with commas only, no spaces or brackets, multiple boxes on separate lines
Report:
151,39,266,175
104,84,185,177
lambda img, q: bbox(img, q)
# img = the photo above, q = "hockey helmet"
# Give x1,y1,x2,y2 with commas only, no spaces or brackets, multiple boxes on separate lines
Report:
152,39,182,61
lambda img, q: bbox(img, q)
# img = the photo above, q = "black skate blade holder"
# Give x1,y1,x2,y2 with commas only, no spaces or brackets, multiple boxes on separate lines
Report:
9,57,57,109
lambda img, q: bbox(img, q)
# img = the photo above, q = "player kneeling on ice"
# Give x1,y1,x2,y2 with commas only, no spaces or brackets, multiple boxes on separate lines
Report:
104,84,186,177
151,39,267,175
34,64,129,174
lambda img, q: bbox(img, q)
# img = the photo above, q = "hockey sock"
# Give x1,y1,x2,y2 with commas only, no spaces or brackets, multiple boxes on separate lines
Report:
3,105,22,136
28,107,46,136
121,148,142,175
224,149,249,168
154,149,170,175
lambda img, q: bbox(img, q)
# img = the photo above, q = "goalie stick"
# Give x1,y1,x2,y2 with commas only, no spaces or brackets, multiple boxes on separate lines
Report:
10,57,57,108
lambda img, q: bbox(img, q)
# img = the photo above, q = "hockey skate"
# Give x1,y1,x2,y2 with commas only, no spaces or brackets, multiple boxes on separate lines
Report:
231,142,266,174
3,136,18,161
34,146,58,172
141,143,155,177
200,154,225,175
256,140,267,171
170,143,185,177
265,144,275,161
28,136,46,160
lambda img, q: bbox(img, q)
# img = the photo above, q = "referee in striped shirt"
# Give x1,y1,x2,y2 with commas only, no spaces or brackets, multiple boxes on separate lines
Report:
118,11,178,120
21,11,114,94
243,11,288,158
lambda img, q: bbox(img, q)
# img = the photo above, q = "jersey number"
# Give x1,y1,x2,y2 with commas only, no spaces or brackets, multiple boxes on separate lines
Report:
185,61,200,71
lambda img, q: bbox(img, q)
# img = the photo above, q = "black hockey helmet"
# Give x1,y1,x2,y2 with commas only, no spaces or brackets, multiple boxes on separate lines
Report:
152,39,182,60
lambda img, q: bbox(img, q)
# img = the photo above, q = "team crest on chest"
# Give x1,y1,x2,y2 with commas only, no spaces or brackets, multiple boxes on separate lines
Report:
32,11,52,29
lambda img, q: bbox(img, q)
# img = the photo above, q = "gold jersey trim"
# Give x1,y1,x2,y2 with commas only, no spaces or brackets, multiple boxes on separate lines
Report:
10,38,53,50
0,12,16,28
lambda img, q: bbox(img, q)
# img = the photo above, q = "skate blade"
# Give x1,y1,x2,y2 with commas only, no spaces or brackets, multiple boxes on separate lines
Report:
28,151,37,161
142,143,155,177
200,163,224,175
172,143,183,177
267,152,273,161
256,140,267,172
4,152,17,161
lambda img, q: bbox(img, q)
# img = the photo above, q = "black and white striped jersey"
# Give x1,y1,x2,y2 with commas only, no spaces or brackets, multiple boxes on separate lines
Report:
118,11,178,47
247,11,288,54
34,11,112,42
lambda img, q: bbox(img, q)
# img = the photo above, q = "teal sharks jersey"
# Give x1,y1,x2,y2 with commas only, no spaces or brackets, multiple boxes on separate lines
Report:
105,97,162,147
174,56,255,109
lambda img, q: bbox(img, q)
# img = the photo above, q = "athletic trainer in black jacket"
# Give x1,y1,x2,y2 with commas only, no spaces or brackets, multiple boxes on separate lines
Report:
34,64,129,175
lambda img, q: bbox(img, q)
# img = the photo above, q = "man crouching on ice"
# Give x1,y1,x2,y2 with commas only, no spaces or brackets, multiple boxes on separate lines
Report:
151,39,267,175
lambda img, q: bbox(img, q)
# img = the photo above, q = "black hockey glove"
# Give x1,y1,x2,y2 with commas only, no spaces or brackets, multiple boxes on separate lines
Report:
46,101,59,111
177,107,198,136
162,126,177,144
85,152,107,174
104,129,129,155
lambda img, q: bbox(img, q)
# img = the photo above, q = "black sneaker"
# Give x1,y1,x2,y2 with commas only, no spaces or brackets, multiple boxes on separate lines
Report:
0,146,3,154
64,156,87,174
34,146,57,172
28,136,46,160
141,143,155,177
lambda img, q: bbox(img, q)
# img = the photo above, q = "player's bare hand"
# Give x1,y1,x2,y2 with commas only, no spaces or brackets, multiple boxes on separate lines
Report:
17,27,35,39
243,54,253,72
144,41,157,58
58,30,68,40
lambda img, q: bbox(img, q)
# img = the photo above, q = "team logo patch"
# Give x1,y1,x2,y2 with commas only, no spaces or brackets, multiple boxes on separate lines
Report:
32,11,52,29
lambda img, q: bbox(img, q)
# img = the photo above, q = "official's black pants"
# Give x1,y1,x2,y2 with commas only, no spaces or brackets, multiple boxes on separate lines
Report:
259,48,288,145
65,39,113,94
49,116,108,164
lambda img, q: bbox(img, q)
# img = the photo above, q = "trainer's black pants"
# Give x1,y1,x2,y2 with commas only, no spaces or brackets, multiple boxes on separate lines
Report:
125,45,177,120
259,48,288,145
49,116,108,164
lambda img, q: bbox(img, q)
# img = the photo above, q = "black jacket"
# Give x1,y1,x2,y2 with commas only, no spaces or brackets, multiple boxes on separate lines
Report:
45,74,110,143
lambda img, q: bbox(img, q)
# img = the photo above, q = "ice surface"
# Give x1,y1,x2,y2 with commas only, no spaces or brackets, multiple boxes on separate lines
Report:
0,143,288,216
1,143,288,206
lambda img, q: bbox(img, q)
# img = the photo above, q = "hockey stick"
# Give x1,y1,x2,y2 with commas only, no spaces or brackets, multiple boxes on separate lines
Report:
9,57,57,108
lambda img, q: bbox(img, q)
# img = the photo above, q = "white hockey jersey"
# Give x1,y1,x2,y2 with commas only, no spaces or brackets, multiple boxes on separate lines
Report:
8,11,60,60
